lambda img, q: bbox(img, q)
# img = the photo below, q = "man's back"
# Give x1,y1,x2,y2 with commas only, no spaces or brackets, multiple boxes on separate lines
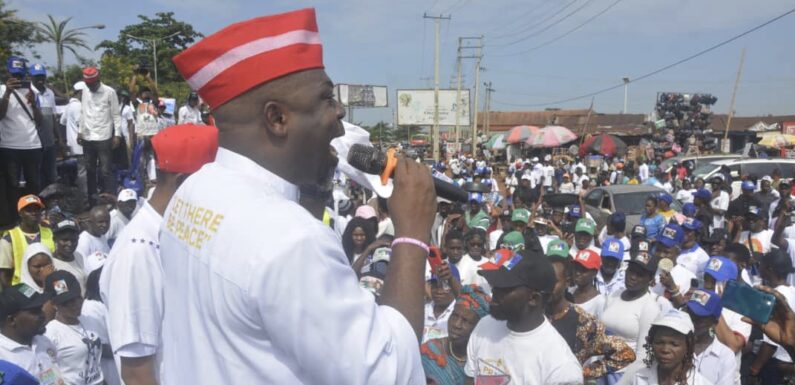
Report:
158,149,423,385
465,316,583,384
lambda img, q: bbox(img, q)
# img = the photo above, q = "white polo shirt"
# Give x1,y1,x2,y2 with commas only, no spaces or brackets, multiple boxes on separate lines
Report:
422,301,455,343
0,333,64,383
677,243,710,278
0,86,41,149
694,338,736,385
100,202,164,377
158,148,423,385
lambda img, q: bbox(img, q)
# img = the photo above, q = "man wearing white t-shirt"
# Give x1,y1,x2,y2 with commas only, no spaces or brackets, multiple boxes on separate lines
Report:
737,205,773,259
678,217,710,278
30,63,60,187
651,224,695,308
177,92,203,125
101,124,218,385
466,255,583,384
0,283,65,384
106,189,139,245
76,206,111,264
711,176,730,229
1,57,44,208
61,83,87,195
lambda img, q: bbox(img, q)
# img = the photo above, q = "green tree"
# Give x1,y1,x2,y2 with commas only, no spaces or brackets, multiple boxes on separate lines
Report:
96,12,202,85
363,121,394,144
0,0,42,60
36,15,102,90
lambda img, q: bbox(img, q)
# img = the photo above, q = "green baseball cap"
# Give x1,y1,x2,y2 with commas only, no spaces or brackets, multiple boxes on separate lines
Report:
500,231,525,251
575,218,596,235
511,209,530,224
546,239,570,259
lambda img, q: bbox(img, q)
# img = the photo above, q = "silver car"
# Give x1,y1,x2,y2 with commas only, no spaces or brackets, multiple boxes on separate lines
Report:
583,185,681,231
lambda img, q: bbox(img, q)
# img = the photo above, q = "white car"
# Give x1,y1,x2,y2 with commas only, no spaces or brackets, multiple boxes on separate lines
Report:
693,158,795,198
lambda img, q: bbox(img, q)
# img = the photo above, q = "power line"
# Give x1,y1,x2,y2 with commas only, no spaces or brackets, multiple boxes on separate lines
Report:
490,0,578,39
494,0,625,57
485,0,557,35
493,0,597,47
492,6,795,107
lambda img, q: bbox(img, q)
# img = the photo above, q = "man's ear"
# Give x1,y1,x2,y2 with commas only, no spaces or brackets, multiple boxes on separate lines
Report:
263,101,289,137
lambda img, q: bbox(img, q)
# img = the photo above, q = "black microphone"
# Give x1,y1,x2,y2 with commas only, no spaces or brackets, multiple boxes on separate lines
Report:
347,144,469,203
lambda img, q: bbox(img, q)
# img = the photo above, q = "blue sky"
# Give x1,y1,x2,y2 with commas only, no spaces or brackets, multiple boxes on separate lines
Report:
12,0,795,125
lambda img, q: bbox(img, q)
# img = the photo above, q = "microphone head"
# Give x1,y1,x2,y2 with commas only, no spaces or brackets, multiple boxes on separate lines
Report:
348,144,386,175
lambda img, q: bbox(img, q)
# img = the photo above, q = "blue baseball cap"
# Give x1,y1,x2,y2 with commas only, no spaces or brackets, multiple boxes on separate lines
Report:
468,192,483,203
693,188,712,200
687,289,722,318
0,359,39,385
428,262,461,283
601,238,625,260
656,223,683,248
568,205,582,218
681,217,702,232
741,180,755,191
6,56,27,75
610,211,626,227
682,202,696,217
704,256,738,282
28,63,46,76
658,193,673,205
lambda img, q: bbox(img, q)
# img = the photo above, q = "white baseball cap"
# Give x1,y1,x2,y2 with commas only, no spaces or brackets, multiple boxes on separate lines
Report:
73,81,87,91
651,309,694,335
117,189,138,202
531,157,539,162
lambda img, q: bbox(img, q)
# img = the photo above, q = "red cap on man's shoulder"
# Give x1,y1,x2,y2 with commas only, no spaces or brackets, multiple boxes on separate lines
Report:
172,8,324,109
152,124,219,174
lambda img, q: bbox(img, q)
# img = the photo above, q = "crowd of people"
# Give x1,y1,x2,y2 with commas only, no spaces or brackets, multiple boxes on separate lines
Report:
0,7,794,385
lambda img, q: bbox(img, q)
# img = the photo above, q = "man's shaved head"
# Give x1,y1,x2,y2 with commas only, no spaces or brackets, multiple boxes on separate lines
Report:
210,69,345,187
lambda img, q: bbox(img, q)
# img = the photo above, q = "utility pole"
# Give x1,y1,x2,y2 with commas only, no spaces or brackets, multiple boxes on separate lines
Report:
724,48,746,150
472,37,483,148
622,77,630,114
424,13,451,162
457,36,483,153
454,38,463,149
484,81,494,136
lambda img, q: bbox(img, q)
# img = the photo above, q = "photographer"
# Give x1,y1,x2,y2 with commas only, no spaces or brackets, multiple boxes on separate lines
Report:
0,57,44,225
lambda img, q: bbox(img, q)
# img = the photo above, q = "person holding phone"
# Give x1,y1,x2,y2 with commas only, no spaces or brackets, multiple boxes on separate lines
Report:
0,56,44,225
749,249,795,384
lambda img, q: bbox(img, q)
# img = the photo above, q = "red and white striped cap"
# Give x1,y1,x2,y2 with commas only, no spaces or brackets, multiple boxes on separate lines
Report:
173,8,323,109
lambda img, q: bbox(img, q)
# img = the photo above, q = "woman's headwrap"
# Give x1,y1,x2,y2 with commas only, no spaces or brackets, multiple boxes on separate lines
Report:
456,284,491,319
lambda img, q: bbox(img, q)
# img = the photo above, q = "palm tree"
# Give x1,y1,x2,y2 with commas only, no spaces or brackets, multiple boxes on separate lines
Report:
36,15,104,89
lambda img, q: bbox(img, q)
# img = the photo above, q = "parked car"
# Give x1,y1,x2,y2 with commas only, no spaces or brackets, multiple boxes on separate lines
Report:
659,154,745,174
582,185,681,231
693,158,795,198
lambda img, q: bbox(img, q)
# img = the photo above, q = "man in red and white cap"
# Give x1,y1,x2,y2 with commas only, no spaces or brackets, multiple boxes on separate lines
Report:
101,124,218,385
160,8,435,385
78,67,122,203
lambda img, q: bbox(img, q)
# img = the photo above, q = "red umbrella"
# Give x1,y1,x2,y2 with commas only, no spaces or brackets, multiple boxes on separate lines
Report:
505,125,541,144
579,134,627,157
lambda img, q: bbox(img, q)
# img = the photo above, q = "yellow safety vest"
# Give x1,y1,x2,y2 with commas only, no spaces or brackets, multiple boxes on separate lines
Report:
9,226,55,285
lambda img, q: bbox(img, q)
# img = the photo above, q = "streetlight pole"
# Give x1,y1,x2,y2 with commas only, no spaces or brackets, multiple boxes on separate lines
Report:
122,31,182,87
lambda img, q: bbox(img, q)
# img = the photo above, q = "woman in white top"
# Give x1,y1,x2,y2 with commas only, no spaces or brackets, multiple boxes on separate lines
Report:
43,270,104,385
20,242,55,292
627,309,712,385
601,243,669,363
571,249,606,319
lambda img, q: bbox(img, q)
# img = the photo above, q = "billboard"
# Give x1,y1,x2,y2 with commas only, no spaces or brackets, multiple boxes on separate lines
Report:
783,121,795,136
335,84,388,107
396,89,470,126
